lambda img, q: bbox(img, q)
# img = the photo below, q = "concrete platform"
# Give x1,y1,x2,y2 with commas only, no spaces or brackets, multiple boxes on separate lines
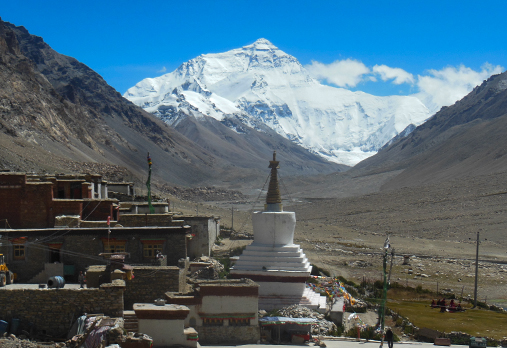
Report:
0,283,85,290
204,338,469,348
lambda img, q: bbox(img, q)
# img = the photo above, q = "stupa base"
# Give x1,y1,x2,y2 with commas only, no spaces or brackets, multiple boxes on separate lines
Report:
257,287,328,312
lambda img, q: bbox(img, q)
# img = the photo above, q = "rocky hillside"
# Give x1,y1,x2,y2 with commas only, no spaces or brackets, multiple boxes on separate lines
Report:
353,70,507,190
0,18,217,185
125,38,431,166
0,19,343,189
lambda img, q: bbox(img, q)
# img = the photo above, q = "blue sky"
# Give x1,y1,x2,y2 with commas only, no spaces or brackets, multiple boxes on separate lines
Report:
2,0,506,111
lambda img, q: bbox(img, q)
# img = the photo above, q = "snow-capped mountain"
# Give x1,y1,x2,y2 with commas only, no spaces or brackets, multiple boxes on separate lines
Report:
125,38,432,165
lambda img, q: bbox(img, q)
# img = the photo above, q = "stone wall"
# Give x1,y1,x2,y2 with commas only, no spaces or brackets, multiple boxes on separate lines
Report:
1,227,189,283
53,200,83,218
82,199,116,221
119,214,183,227
0,173,54,229
0,282,124,337
2,237,50,283
123,267,184,310
181,216,219,259
197,326,259,345
19,183,54,228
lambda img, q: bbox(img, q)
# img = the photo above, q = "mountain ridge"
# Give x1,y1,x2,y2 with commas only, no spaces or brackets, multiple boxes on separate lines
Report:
1,19,342,188
125,38,432,166
352,70,507,190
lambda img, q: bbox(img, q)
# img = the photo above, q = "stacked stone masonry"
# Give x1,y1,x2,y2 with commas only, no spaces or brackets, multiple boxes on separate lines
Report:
123,267,184,310
118,214,184,227
198,326,260,345
0,285,124,337
0,227,189,282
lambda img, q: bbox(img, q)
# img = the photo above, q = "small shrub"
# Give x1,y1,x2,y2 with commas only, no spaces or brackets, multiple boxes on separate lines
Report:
390,282,404,289
311,264,331,277
344,285,358,298
328,324,344,337
338,276,358,288
306,277,319,285
266,308,281,317
229,245,246,257
345,326,382,340
486,338,500,347
448,335,470,345
217,257,230,278
415,284,432,294
476,301,489,309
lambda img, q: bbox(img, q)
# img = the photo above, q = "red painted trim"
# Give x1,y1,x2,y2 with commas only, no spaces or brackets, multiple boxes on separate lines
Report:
48,243,63,249
230,274,308,283
140,239,164,244
135,309,189,320
199,286,258,297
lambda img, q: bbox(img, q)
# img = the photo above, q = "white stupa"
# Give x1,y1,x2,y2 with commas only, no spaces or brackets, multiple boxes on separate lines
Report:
230,152,326,310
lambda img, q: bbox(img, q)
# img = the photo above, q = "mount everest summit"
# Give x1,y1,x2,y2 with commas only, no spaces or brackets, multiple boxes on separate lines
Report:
125,38,432,166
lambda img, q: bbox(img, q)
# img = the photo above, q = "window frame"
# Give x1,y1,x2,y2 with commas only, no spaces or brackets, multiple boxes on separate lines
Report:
140,240,164,258
13,243,25,260
229,318,250,326
101,238,127,254
202,318,224,327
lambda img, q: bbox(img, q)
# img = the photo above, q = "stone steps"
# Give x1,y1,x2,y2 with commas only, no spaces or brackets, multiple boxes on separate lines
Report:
235,254,308,263
246,245,303,253
231,261,311,271
258,288,328,312
123,310,138,333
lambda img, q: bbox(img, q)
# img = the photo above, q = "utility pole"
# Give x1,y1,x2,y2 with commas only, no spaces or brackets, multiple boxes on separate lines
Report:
379,236,391,348
473,231,480,308
231,205,234,232
146,153,154,214
388,248,395,285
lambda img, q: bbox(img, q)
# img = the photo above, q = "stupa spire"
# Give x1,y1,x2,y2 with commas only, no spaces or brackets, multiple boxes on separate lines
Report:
266,151,282,211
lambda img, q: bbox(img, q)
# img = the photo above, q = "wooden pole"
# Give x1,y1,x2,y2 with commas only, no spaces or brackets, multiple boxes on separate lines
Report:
473,231,479,308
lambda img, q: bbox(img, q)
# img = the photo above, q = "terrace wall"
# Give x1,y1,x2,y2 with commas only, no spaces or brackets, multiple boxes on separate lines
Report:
0,282,124,337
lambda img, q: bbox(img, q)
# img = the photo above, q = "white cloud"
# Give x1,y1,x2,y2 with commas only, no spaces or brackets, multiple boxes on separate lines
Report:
306,59,370,88
305,57,504,114
158,66,167,73
413,63,504,113
372,64,414,84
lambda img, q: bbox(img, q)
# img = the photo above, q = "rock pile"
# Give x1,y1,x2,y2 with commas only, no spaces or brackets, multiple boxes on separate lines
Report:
275,305,338,336
60,162,132,182
190,258,225,279
0,336,56,348
160,184,246,202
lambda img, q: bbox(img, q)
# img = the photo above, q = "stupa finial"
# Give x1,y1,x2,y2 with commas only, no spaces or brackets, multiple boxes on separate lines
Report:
266,151,282,211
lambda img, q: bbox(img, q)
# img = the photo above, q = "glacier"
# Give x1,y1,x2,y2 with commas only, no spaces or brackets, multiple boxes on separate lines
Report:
124,38,432,166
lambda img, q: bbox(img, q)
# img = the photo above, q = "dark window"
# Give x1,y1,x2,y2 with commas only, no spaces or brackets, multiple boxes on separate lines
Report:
202,318,223,326
143,243,162,258
229,318,250,326
14,244,25,260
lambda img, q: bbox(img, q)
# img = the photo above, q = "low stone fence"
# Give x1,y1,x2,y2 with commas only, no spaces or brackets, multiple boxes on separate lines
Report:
118,214,184,227
0,282,125,337
123,266,186,309
197,326,260,345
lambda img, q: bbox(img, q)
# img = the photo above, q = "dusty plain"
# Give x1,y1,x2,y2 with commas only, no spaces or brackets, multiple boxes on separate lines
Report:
203,170,507,308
